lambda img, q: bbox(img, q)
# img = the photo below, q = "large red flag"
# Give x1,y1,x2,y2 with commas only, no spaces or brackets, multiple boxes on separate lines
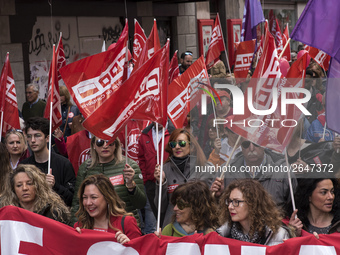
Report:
56,33,67,82
60,22,129,119
305,45,331,71
133,19,161,72
233,39,256,83
168,56,210,129
82,41,169,142
227,25,305,152
169,50,179,84
0,53,20,137
44,46,62,132
133,19,146,65
274,19,284,55
205,14,225,69
281,24,291,61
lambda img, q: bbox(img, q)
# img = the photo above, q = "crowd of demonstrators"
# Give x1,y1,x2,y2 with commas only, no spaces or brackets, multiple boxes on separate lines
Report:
22,83,46,122
0,164,70,224
20,117,76,206
154,128,212,228
74,174,142,244
4,129,30,169
217,179,293,245
161,181,218,237
71,136,146,226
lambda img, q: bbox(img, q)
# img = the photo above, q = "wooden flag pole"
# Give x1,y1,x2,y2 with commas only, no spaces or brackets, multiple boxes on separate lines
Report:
278,38,291,60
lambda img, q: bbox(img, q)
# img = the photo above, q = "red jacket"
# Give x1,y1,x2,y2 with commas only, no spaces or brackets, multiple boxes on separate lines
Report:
138,124,170,184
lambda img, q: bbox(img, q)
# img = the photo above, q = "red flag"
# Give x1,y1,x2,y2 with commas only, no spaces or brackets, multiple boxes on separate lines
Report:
60,22,129,119
305,45,331,71
274,19,284,56
56,33,66,82
227,25,303,152
169,50,179,84
281,24,291,61
205,13,226,69
133,19,146,65
133,19,161,72
44,46,62,132
82,41,169,142
233,39,256,83
0,53,20,137
168,56,210,128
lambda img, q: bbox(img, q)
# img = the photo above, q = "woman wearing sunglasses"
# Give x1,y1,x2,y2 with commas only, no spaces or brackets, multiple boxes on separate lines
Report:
71,136,146,226
161,181,218,237
5,129,30,169
154,128,209,228
74,174,142,244
217,179,292,245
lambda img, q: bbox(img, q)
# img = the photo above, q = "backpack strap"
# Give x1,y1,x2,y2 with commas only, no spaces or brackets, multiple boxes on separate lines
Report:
121,215,126,234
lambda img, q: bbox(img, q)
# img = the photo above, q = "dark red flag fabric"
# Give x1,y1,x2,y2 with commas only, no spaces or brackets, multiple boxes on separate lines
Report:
133,19,147,65
2,206,340,255
43,46,62,132
56,33,67,82
168,56,210,129
0,53,20,137
233,39,256,83
281,24,291,61
169,50,179,84
82,41,169,142
60,22,129,119
205,13,225,69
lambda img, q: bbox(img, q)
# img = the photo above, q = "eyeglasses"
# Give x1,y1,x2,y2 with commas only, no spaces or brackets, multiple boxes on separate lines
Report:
241,141,260,149
95,139,115,147
176,198,190,210
6,129,23,134
226,199,245,207
169,140,189,148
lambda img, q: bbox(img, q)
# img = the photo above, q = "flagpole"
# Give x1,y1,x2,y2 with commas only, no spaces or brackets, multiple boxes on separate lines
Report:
322,122,327,140
278,38,291,60
48,45,56,175
125,124,128,166
156,123,159,165
284,148,296,212
156,127,165,232
211,98,219,139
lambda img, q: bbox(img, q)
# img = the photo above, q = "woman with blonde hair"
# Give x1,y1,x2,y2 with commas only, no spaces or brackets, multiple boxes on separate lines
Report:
74,174,142,244
0,164,70,224
5,129,29,169
71,136,146,225
217,179,292,245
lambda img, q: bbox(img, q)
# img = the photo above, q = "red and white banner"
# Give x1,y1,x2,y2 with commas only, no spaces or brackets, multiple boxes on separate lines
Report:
227,25,304,153
60,22,129,119
0,53,20,137
233,39,256,83
2,206,340,255
274,19,283,56
169,50,179,84
133,19,161,73
82,41,169,142
44,45,62,132
168,56,209,129
305,45,331,71
133,19,146,65
205,13,225,69
56,33,67,82
281,24,291,61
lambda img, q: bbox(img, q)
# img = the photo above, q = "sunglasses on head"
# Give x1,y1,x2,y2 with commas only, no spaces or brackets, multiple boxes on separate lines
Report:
6,129,23,134
176,198,190,210
169,140,189,148
241,141,260,149
95,139,115,147
184,52,193,56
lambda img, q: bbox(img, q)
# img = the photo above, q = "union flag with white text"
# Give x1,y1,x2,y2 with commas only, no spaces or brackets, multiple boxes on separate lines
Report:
281,24,291,61
234,39,256,83
305,45,331,71
205,13,225,69
56,33,67,82
82,41,169,142
60,21,129,119
0,53,20,137
133,19,146,65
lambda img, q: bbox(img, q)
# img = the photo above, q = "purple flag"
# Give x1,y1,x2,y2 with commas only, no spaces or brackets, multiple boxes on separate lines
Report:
291,0,340,62
326,58,340,133
241,0,265,42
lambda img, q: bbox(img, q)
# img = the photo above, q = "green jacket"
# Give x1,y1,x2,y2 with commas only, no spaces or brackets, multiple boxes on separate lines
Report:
162,222,214,237
70,157,146,225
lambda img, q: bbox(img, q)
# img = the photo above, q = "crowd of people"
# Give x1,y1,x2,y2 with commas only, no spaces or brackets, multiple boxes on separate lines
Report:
0,47,339,248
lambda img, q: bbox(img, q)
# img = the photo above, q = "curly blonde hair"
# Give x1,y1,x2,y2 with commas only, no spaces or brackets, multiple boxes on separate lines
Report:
0,164,70,223
76,174,132,230
219,179,283,237
171,181,219,231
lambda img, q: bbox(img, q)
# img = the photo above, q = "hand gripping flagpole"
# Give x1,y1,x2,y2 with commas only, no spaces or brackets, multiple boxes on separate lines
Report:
48,45,56,175
156,127,165,232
